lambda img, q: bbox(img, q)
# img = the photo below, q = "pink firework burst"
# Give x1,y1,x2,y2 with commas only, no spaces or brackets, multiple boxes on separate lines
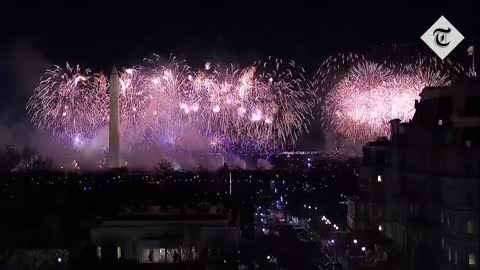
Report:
322,59,458,149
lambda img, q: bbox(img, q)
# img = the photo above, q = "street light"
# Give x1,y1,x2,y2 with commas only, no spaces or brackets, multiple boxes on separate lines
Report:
361,246,366,252
267,255,271,260
353,239,358,244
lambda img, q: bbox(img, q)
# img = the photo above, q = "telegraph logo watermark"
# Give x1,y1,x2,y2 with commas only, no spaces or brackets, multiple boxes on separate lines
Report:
433,27,451,47
421,16,464,60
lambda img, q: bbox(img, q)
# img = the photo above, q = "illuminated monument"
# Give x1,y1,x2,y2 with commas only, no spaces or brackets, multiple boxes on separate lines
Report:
108,67,120,168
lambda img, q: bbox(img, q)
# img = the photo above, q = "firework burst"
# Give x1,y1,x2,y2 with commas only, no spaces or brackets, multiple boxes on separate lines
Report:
27,56,316,155
27,64,108,142
316,52,465,150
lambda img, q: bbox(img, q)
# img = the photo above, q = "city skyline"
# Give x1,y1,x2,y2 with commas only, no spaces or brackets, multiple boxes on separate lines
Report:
0,6,479,156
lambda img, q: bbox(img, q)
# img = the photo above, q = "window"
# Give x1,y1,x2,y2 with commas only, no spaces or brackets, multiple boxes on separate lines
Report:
466,192,473,205
140,248,165,263
153,248,166,262
438,119,443,126
410,204,418,216
468,220,474,234
469,253,476,265
386,224,392,239
377,207,383,217
117,246,122,260
466,140,472,148
377,175,382,182
465,96,480,117
438,97,453,118
96,246,102,259
378,225,383,231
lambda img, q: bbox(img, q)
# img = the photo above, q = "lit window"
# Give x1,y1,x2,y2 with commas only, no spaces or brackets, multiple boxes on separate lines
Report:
438,119,443,126
96,246,102,259
469,253,476,265
117,246,122,260
466,140,472,148
468,220,474,234
378,225,383,231
377,175,382,183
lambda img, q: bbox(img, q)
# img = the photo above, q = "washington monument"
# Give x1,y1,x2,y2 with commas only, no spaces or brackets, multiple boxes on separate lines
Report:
108,67,120,168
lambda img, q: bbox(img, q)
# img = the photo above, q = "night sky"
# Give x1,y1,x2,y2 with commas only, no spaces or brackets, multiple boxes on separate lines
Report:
0,4,478,150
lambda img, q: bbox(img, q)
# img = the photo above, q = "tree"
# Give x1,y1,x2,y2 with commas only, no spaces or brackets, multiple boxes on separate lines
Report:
155,160,173,175
0,145,20,172
10,147,52,172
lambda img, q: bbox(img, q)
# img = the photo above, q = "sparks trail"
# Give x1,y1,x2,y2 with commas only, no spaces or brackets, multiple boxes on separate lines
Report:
27,56,316,155
26,64,108,143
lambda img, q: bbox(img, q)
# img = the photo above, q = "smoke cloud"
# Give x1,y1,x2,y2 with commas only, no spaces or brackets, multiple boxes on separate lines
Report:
0,42,271,172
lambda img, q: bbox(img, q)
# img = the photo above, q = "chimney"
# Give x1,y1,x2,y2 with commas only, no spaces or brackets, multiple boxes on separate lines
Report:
389,119,401,144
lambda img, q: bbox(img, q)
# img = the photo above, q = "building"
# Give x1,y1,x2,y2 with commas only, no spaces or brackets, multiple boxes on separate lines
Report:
91,203,240,267
349,80,480,270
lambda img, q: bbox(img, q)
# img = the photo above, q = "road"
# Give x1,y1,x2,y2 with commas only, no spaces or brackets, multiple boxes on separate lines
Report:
253,200,331,269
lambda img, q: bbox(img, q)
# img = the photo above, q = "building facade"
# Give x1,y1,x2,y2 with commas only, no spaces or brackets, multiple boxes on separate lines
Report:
91,204,240,266
349,81,480,270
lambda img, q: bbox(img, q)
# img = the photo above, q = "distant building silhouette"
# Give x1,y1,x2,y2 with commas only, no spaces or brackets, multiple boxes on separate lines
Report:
91,203,240,266
348,80,480,270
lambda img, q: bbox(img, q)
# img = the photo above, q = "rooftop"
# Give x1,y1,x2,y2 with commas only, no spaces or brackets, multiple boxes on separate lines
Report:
95,203,233,225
